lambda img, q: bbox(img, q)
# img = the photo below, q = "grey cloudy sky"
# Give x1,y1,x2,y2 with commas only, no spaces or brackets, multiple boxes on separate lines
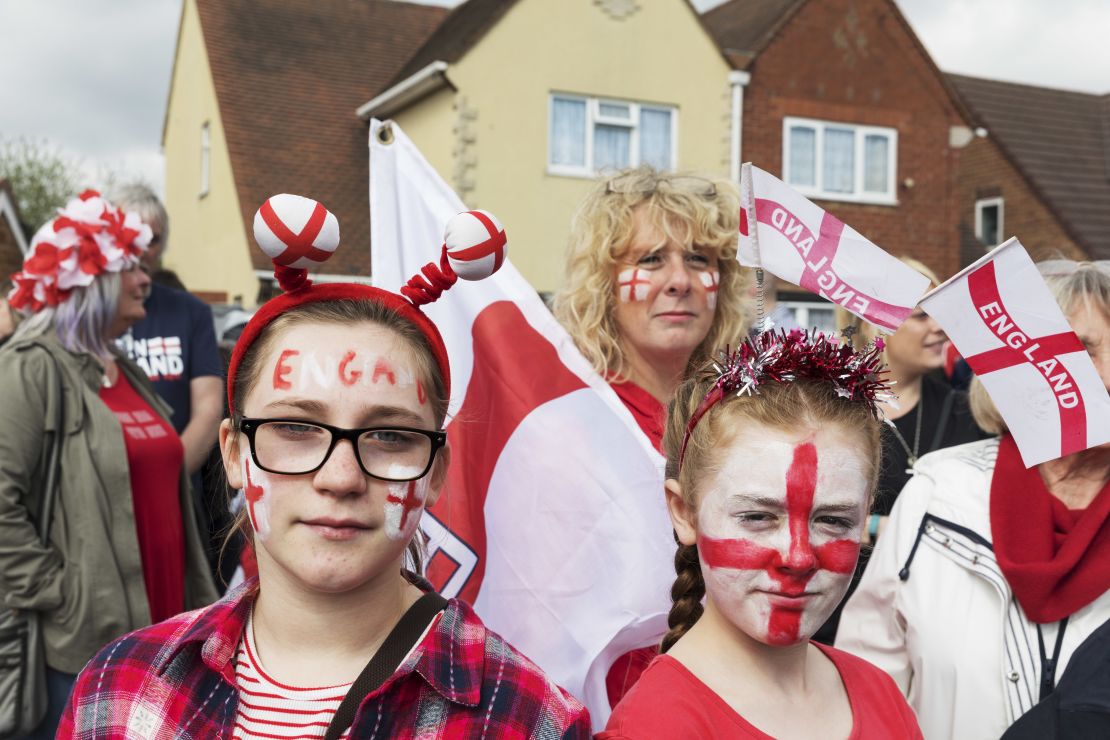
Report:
0,0,1106,205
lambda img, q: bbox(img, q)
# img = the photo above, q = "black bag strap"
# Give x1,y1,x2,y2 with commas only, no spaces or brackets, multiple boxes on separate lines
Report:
926,387,957,455
324,591,448,740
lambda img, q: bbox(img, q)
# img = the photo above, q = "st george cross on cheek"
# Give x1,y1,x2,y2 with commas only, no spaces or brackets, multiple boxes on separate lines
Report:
695,429,869,646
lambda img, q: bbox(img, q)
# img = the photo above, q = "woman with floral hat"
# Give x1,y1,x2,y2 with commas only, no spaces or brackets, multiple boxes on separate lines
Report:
0,191,218,738
58,195,590,739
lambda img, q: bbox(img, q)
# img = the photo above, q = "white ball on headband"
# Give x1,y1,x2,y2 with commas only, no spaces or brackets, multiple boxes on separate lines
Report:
253,194,340,269
445,209,507,281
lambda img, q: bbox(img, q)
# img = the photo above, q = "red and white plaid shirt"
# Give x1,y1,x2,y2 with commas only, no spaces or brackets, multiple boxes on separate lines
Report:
58,579,590,739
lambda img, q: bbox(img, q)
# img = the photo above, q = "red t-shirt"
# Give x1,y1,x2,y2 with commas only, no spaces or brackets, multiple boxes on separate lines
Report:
100,371,186,623
600,646,922,739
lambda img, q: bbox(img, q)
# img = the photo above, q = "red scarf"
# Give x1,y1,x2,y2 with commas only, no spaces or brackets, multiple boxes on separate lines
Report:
991,434,1110,623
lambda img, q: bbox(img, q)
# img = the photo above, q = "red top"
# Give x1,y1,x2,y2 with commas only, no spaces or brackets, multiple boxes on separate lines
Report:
600,646,922,739
609,379,665,452
99,371,186,623
991,433,1110,623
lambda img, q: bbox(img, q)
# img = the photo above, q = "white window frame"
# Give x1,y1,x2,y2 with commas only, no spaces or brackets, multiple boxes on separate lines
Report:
199,122,211,198
782,116,898,206
778,299,838,334
547,93,678,177
975,196,1004,246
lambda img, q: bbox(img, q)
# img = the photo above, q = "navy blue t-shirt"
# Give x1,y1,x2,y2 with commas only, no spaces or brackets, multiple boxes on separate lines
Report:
119,283,223,433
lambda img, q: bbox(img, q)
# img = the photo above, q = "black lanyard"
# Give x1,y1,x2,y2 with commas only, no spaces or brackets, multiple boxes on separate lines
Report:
1036,615,1070,701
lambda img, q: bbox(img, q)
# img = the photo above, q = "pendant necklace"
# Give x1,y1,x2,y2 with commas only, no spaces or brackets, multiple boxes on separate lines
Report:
888,394,924,475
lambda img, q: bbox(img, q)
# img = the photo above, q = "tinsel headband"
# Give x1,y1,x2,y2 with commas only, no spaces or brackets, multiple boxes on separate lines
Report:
678,329,890,467
8,190,151,313
226,193,507,413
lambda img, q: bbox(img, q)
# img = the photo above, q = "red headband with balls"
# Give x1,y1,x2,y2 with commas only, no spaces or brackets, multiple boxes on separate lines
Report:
226,193,507,415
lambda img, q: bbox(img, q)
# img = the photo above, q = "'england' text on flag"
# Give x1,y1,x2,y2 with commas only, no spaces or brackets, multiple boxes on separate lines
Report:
737,163,930,331
920,238,1110,466
368,120,674,729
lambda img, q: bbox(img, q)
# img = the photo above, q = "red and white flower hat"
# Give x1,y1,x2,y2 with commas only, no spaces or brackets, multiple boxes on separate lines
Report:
7,190,152,313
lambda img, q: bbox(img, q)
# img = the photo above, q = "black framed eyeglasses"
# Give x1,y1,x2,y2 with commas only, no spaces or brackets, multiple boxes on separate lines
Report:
238,417,447,481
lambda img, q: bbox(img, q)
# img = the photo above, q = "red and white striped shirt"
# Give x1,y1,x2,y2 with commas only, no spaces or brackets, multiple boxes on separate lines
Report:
233,613,352,739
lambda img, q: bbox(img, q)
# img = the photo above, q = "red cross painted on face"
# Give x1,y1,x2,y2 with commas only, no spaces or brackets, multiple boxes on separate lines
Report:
618,268,652,302
699,270,719,309
243,458,266,534
386,481,424,534
698,442,859,645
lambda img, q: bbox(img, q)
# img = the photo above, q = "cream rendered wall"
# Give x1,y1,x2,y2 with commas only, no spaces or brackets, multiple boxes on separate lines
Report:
162,0,256,306
392,86,457,182
398,0,733,293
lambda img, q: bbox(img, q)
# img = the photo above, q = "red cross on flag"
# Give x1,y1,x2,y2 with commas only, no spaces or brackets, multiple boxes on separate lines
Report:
921,238,1110,466
368,121,672,729
737,163,930,331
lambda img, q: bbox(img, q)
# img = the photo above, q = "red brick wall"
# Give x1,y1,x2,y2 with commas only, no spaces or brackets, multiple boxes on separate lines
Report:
954,137,1085,265
741,0,966,280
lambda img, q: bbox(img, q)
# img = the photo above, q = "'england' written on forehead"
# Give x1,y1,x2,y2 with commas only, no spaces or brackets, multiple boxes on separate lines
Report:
698,442,860,645
270,348,428,404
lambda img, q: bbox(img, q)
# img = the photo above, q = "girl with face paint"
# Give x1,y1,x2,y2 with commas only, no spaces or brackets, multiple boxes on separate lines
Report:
601,331,923,739
59,196,591,739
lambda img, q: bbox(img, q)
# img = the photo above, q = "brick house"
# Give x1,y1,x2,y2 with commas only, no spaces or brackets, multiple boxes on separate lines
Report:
164,0,978,311
948,74,1110,264
0,179,29,284
705,0,975,279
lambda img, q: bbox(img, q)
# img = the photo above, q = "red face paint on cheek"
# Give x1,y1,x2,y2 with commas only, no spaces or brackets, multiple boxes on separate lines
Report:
243,459,265,531
699,441,860,646
338,350,362,386
372,358,396,385
272,349,299,390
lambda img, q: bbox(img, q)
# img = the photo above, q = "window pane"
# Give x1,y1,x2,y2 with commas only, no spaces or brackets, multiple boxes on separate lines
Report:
599,102,631,119
979,204,1000,245
594,124,631,171
550,97,586,167
864,134,889,193
823,128,855,193
640,108,672,169
788,126,816,187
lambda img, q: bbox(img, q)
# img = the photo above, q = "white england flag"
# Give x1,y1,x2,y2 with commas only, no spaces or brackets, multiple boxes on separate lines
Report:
368,120,672,728
921,238,1110,467
738,163,930,331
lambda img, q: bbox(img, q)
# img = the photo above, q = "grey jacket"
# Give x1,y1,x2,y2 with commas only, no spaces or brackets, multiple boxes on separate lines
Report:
0,332,218,673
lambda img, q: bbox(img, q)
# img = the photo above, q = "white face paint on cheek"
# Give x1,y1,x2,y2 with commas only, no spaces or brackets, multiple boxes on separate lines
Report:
698,269,720,310
617,267,651,303
382,464,431,541
240,451,272,540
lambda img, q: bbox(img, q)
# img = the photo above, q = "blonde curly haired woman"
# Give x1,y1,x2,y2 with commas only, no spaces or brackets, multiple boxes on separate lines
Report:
554,166,749,450
553,166,750,709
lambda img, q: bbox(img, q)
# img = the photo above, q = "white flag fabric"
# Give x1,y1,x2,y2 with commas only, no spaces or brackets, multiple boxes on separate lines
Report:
738,163,930,331
921,238,1110,466
368,120,673,728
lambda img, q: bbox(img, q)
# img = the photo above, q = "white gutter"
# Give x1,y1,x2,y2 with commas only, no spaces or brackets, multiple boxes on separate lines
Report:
356,61,449,121
729,70,751,182
0,190,28,256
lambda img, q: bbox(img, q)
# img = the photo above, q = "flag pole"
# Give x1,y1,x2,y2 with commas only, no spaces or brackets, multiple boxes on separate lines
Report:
741,164,768,333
